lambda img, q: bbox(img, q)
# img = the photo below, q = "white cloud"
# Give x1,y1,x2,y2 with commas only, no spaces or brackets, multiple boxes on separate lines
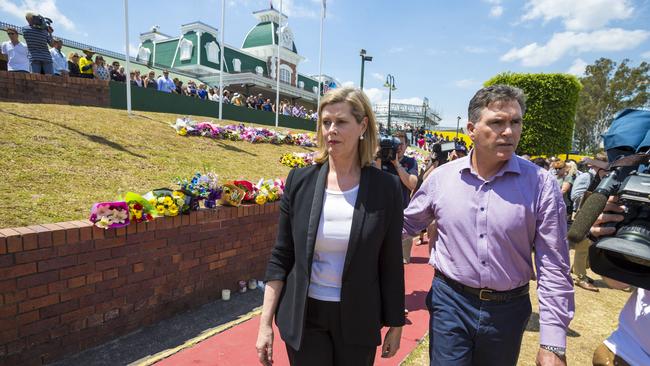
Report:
641,51,650,59
371,72,384,82
501,28,650,67
394,97,423,105
126,43,139,58
521,0,634,31
567,58,588,76
0,0,75,31
341,80,355,88
464,46,488,54
454,79,481,89
272,0,318,19
483,0,504,18
362,88,387,105
490,5,504,17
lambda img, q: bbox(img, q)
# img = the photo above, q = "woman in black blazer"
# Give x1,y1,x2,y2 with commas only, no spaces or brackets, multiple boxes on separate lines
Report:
256,88,405,366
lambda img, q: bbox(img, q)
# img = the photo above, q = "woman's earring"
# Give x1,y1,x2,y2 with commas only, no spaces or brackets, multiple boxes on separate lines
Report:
360,135,364,140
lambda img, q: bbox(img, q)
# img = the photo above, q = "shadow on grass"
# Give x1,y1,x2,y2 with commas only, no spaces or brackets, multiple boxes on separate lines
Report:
526,312,581,337
2,110,146,159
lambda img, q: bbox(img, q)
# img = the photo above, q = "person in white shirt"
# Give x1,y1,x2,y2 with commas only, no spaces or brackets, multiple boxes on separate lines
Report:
49,38,68,76
1,27,30,72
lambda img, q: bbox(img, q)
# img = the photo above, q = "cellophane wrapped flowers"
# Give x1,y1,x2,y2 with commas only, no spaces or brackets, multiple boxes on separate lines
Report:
144,190,190,217
123,192,156,223
254,178,285,205
175,171,222,208
89,201,130,229
280,152,315,168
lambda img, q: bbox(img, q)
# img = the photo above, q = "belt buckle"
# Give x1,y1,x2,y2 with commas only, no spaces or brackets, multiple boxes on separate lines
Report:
479,289,493,301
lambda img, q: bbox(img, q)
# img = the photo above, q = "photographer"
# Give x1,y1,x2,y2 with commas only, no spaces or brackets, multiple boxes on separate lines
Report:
589,196,648,366
22,11,53,75
376,131,418,263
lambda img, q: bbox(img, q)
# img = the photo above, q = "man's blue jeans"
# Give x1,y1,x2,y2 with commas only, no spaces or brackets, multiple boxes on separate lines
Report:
30,60,53,75
427,275,532,366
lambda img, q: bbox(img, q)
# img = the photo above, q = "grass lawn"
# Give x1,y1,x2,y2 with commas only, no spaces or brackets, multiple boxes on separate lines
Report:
400,253,629,365
0,102,315,228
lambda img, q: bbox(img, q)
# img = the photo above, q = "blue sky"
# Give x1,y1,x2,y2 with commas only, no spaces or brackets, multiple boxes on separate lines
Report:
2,0,649,127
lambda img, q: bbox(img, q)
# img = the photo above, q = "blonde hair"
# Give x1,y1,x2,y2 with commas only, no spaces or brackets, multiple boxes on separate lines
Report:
314,87,378,167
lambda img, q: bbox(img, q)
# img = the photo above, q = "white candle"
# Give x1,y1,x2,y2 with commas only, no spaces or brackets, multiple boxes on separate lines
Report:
221,289,231,301
248,279,257,290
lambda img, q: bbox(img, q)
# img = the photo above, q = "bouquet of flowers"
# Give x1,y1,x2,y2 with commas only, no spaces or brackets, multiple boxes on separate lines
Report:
218,183,246,207
123,192,156,223
254,178,285,205
280,152,315,168
175,171,222,208
144,189,196,216
89,201,130,229
232,180,258,203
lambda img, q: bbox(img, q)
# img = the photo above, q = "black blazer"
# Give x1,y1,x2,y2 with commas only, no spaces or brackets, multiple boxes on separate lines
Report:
264,161,405,350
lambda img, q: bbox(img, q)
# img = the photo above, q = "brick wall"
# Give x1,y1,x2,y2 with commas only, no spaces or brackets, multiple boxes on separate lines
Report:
0,203,280,365
0,70,110,107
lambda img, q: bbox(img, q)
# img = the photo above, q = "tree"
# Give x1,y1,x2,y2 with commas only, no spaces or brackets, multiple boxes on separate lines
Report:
485,73,581,155
574,58,650,153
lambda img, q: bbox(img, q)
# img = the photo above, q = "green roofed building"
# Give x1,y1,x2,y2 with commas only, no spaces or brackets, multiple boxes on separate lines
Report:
136,6,323,108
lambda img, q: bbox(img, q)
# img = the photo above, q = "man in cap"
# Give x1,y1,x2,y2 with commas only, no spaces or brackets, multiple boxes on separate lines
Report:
49,38,68,76
157,69,175,93
1,27,30,72
22,11,53,74
78,48,95,78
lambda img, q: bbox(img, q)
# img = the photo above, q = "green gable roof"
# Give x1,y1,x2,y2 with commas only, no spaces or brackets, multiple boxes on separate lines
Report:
242,21,297,53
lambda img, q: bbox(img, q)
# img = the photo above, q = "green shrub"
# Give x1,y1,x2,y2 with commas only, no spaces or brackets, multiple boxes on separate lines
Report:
484,73,581,155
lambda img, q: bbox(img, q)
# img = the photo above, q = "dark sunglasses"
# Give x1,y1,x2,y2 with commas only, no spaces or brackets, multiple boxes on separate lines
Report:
7,32,17,35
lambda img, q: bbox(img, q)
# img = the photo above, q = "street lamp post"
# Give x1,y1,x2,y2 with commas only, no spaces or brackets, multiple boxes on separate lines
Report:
456,116,461,141
384,74,396,134
359,49,373,90
422,97,429,129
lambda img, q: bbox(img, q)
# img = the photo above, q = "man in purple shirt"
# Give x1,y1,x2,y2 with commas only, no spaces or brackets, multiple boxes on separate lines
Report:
404,85,574,366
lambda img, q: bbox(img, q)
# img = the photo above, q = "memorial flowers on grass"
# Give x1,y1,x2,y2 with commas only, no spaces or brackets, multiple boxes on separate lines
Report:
280,152,315,168
123,192,156,223
89,202,130,229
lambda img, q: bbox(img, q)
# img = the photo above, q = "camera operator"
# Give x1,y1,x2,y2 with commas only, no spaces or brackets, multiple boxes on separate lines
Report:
589,196,648,366
22,11,54,75
376,131,418,263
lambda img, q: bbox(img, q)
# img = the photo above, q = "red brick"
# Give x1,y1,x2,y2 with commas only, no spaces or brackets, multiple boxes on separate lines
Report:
78,248,111,264
86,272,103,284
48,279,67,293
50,323,69,339
39,299,79,319
92,226,105,239
87,313,104,327
6,339,25,355
103,268,118,280
95,257,127,271
18,315,59,338
38,255,77,272
38,230,53,248
94,236,126,250
0,237,6,255
21,233,38,251
18,293,59,313
27,284,48,299
0,254,13,267
0,262,37,279
17,310,39,325
3,289,26,305
141,239,167,252
60,305,94,324
219,249,238,259
57,240,93,257
104,308,119,321
7,235,22,253
15,247,55,264
60,262,93,280
60,285,94,302
68,276,86,288
0,304,17,318
78,226,92,241
133,262,144,273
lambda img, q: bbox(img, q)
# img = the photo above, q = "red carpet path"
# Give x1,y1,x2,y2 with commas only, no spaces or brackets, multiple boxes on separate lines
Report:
157,241,434,366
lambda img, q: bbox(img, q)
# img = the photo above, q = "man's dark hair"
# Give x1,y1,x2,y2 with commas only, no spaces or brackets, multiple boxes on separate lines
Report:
532,157,548,169
468,84,526,123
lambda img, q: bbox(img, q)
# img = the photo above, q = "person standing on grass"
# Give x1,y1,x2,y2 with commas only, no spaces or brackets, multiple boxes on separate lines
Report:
256,87,405,366
403,84,574,366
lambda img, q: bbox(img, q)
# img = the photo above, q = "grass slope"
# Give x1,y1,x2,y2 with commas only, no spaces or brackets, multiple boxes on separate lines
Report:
0,102,315,228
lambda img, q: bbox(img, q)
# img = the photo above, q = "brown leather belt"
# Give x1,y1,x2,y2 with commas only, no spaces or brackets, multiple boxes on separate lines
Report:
436,271,529,302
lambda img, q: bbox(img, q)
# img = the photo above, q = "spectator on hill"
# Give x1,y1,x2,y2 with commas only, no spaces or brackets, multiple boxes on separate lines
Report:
231,92,244,106
109,61,125,81
144,70,157,89
197,83,208,100
93,56,110,81
209,88,221,102
246,95,256,108
262,98,273,112
132,70,143,87
282,100,291,115
186,80,198,97
22,12,53,74
222,89,231,104
1,27,30,72
67,52,80,77
78,48,95,78
49,38,67,76
157,69,175,93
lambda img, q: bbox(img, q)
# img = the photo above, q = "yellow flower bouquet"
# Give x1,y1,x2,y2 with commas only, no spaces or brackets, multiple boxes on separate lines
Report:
218,183,246,207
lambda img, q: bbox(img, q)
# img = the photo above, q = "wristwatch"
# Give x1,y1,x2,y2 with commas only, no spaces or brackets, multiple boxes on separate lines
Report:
540,344,566,358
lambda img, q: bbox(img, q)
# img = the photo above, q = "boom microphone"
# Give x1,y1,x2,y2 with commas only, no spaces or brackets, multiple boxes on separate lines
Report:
567,192,608,243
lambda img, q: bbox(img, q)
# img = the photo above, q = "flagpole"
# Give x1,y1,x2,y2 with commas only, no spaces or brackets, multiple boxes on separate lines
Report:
218,0,225,120
275,0,282,128
317,0,324,115
123,0,131,115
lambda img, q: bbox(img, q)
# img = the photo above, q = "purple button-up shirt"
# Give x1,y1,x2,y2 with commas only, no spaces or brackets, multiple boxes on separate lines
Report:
404,153,575,348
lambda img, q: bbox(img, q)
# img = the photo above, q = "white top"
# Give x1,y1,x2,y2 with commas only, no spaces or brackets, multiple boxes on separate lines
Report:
308,184,359,302
1,41,30,72
50,48,68,75
604,289,650,366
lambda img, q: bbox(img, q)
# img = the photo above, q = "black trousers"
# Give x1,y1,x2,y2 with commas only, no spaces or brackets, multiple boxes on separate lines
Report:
286,297,376,366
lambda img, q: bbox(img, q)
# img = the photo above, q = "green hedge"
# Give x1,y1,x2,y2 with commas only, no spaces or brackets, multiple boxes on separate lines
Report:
484,73,581,155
